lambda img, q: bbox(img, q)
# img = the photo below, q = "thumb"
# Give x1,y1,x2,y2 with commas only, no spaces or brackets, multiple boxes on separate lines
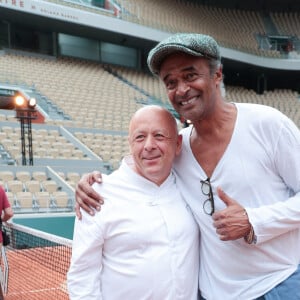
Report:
217,186,236,207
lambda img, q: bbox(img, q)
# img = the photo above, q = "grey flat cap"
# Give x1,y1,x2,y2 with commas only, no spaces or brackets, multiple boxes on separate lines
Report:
147,33,221,75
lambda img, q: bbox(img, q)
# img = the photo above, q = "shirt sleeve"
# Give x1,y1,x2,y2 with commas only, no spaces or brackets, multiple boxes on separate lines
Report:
67,210,104,299
246,117,300,244
0,187,10,210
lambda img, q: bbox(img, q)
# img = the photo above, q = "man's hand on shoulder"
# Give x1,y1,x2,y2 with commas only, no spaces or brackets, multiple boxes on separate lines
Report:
75,171,104,219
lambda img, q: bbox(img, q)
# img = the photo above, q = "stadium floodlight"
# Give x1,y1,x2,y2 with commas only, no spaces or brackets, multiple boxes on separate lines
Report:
15,95,26,107
15,93,37,166
15,94,36,109
28,97,37,108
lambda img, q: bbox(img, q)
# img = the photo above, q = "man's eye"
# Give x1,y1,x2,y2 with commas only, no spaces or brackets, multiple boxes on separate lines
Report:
135,135,145,141
155,134,166,140
185,73,197,81
165,80,176,90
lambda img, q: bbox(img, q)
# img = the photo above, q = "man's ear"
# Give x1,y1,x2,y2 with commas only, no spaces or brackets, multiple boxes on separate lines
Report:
214,66,223,83
176,134,183,156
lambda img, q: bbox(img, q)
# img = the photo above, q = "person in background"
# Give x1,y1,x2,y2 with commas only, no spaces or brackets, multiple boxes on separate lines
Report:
0,185,14,246
75,33,300,299
0,185,14,299
67,105,199,300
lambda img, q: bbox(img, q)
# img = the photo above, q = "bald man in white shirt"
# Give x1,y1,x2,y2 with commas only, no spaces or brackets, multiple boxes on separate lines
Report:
67,105,199,300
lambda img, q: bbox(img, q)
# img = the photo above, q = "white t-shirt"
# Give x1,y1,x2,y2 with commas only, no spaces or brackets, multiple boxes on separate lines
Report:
68,158,200,300
174,103,300,300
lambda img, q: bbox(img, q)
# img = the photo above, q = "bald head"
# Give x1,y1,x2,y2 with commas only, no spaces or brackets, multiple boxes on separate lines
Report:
129,105,178,136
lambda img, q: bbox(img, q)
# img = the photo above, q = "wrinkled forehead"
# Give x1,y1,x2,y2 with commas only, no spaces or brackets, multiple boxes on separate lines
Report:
130,118,172,136
129,108,177,136
130,126,172,137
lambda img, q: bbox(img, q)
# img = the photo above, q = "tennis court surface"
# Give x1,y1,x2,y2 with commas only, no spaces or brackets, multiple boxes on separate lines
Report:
1,223,72,299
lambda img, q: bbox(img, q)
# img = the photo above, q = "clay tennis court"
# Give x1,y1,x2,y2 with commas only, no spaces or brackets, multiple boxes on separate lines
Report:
2,246,71,299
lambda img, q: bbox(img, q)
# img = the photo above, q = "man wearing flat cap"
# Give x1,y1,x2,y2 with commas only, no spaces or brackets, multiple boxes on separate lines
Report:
148,33,221,75
76,32,300,300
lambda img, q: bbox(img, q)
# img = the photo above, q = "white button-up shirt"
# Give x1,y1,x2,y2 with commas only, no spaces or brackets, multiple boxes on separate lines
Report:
68,158,199,300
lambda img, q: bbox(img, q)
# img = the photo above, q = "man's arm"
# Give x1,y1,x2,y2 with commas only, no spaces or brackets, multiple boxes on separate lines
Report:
1,188,14,222
75,171,104,219
2,206,13,222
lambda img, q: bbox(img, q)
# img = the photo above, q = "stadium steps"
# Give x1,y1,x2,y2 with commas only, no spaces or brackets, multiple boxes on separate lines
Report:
103,65,179,118
261,11,279,35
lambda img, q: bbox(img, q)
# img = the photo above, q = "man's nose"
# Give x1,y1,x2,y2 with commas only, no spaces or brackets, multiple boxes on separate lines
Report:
176,80,190,95
144,135,156,150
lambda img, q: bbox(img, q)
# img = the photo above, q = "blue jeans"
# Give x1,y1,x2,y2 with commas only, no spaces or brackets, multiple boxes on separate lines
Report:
256,264,300,300
199,265,300,300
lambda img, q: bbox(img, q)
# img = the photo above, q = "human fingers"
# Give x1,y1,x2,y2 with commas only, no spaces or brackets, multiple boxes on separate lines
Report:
75,182,103,212
213,187,244,221
213,214,251,241
77,172,104,203
216,186,237,207
75,202,82,220
90,171,102,184
75,187,97,216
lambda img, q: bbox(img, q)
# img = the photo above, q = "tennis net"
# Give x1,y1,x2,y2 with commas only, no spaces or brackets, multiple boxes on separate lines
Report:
0,222,72,300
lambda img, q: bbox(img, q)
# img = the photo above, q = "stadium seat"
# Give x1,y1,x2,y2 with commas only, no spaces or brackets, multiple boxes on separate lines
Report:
32,171,48,182
7,180,24,194
34,147,48,158
0,132,7,139
16,192,34,209
66,172,80,184
2,126,14,135
48,129,60,137
0,171,15,182
42,180,58,193
72,149,85,159
49,148,60,158
1,139,14,148
52,191,70,208
16,171,32,183
25,180,42,193
35,191,51,209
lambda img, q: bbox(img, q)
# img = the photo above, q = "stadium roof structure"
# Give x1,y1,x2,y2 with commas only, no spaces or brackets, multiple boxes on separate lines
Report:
187,0,300,12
